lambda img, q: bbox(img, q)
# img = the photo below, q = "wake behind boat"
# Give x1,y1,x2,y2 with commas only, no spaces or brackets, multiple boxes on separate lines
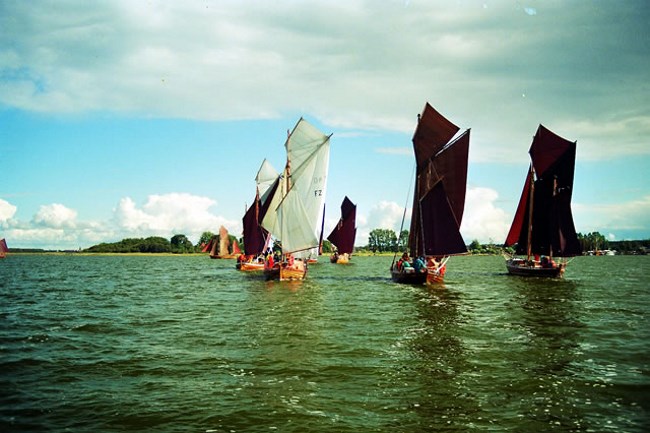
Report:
391,103,470,285
504,124,582,277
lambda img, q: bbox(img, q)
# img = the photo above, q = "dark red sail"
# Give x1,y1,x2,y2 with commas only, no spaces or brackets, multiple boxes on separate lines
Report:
242,190,266,256
327,196,357,254
242,177,280,256
505,167,532,248
408,103,469,258
412,102,460,169
505,124,581,257
418,182,468,257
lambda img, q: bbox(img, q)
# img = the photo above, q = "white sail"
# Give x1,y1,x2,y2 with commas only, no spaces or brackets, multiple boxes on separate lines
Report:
261,118,331,254
255,158,278,202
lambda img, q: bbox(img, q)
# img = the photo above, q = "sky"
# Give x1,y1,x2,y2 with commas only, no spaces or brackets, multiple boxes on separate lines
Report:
1,0,649,250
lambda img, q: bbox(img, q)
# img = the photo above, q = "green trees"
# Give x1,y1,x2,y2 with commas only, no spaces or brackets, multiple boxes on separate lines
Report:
86,236,172,253
198,232,214,249
170,234,194,253
577,232,609,252
368,228,401,253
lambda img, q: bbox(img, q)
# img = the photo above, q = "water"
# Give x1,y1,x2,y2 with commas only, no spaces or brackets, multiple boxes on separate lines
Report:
1,254,648,432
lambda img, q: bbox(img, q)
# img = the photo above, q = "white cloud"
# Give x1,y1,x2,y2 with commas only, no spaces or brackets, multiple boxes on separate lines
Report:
1,1,647,162
460,187,511,244
3,193,240,250
33,203,77,228
574,195,650,236
366,200,407,232
113,193,239,242
0,199,17,227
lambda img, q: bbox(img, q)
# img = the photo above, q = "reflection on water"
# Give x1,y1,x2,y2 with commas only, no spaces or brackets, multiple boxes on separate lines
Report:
0,254,648,432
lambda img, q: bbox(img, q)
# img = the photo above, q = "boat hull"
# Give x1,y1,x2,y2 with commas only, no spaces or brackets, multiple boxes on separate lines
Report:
238,261,265,271
264,261,308,281
330,253,350,264
505,258,565,278
391,269,427,284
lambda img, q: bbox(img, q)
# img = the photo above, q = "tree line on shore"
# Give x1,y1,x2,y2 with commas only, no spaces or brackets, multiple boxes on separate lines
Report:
74,229,648,255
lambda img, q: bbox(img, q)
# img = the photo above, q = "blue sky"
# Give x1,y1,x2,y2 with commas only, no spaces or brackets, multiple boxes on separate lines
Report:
1,0,649,250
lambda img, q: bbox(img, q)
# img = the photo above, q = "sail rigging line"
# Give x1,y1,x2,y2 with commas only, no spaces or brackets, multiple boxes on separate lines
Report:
318,204,325,255
391,161,417,269
430,256,450,275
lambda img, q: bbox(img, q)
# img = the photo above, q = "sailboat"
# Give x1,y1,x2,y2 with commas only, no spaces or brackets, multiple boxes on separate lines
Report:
238,159,279,271
391,103,470,285
261,118,331,281
327,196,357,264
0,238,8,259
205,225,241,259
504,124,582,277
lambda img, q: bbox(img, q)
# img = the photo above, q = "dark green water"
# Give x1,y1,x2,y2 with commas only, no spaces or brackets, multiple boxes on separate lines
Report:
1,254,648,432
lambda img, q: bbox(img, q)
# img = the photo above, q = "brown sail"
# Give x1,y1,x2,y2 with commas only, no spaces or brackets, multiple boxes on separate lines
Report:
327,196,357,259
392,103,470,285
504,124,581,277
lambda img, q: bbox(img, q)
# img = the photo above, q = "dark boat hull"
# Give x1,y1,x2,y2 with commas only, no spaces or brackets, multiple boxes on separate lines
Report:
505,258,565,278
391,269,427,284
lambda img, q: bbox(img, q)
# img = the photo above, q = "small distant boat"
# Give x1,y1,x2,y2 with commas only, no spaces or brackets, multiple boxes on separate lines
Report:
327,197,357,264
504,124,582,277
261,118,331,281
390,103,470,285
238,159,279,271
205,226,241,259
0,238,8,259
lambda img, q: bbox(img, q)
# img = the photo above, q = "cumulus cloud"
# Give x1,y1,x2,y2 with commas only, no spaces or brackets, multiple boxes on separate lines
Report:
2,193,241,250
114,193,239,242
0,199,17,227
366,200,407,232
460,187,511,244
33,203,77,228
1,1,647,162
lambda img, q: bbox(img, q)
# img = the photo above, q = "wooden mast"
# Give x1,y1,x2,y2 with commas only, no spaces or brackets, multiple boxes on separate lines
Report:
526,164,535,261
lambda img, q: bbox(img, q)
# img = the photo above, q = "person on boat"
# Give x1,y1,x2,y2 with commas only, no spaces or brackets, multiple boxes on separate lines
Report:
396,252,410,271
413,256,426,273
266,251,274,268
401,253,415,273
540,256,557,268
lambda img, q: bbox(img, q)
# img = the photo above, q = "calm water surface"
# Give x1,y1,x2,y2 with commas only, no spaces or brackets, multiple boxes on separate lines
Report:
1,254,648,432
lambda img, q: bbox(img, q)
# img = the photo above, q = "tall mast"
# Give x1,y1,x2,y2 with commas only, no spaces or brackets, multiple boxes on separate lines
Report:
526,164,535,260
